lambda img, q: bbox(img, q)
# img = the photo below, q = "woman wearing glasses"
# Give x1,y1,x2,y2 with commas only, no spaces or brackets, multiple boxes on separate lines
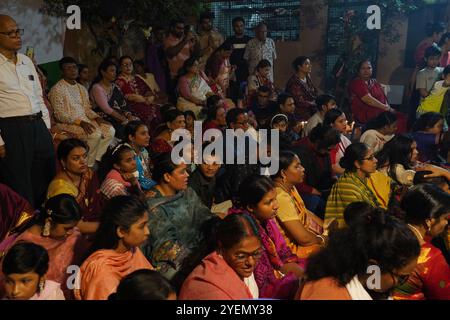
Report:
115,56,162,130
228,175,304,299
179,213,260,299
325,142,380,228
300,207,420,300
393,184,450,300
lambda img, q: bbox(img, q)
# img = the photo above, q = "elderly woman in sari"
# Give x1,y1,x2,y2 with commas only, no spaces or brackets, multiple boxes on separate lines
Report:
179,213,260,300
47,139,102,234
116,56,162,129
141,153,215,290
349,59,407,132
176,56,214,117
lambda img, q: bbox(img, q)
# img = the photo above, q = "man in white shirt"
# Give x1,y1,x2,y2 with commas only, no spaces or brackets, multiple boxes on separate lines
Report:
0,15,55,207
244,22,277,82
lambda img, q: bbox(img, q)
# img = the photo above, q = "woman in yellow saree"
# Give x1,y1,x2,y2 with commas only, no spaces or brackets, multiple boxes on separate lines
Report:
272,151,326,259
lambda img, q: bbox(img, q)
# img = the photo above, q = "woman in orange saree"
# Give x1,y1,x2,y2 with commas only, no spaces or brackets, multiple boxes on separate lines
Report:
78,196,153,300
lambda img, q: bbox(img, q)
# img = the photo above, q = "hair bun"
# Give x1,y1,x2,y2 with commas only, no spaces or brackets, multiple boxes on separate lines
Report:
362,207,386,228
339,155,351,170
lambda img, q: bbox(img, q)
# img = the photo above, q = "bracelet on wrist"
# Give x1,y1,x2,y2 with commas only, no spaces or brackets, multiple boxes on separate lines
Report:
316,234,325,245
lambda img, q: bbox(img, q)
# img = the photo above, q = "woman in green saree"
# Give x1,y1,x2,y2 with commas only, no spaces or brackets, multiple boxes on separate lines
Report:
140,152,216,290
325,142,380,228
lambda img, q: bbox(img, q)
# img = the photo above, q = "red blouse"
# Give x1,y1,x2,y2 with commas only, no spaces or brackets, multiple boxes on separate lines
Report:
348,78,388,124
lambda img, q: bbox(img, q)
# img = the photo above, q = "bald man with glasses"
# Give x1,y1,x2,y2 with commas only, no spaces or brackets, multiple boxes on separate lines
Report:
0,15,55,208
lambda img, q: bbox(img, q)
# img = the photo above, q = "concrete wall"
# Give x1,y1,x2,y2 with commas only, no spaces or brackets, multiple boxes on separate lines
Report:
273,0,328,91
1,0,65,64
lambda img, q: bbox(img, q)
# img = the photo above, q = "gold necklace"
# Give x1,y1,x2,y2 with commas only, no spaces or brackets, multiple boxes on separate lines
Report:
407,224,424,241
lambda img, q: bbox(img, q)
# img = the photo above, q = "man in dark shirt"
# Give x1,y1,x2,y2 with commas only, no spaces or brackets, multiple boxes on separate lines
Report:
250,86,278,128
189,144,221,208
223,17,252,103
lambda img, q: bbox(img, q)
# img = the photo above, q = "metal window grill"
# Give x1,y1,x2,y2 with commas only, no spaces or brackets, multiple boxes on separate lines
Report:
210,0,301,41
325,0,379,90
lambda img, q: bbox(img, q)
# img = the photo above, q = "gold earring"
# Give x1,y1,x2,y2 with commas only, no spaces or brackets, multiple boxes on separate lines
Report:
42,218,51,237
39,279,45,292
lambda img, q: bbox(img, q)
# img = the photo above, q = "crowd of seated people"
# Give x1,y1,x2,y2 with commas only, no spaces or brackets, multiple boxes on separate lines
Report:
0,11,450,301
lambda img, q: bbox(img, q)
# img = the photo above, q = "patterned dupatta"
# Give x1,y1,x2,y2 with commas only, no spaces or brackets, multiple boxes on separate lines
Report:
288,187,323,235
73,170,103,222
292,74,318,102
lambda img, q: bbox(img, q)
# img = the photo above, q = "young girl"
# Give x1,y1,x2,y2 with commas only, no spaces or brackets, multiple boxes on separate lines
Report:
270,114,288,133
230,175,304,299
323,109,352,175
412,112,445,163
2,242,65,300
124,121,156,191
78,196,153,300
99,144,142,200
360,111,397,153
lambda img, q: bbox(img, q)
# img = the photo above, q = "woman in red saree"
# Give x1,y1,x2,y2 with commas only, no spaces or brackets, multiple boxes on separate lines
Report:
116,56,162,131
348,60,407,132
0,183,35,247
394,184,450,300
150,109,186,154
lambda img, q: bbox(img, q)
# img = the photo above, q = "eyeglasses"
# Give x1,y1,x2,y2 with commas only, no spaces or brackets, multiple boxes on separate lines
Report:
258,95,270,99
234,249,263,264
390,271,410,286
121,63,133,67
0,29,24,38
